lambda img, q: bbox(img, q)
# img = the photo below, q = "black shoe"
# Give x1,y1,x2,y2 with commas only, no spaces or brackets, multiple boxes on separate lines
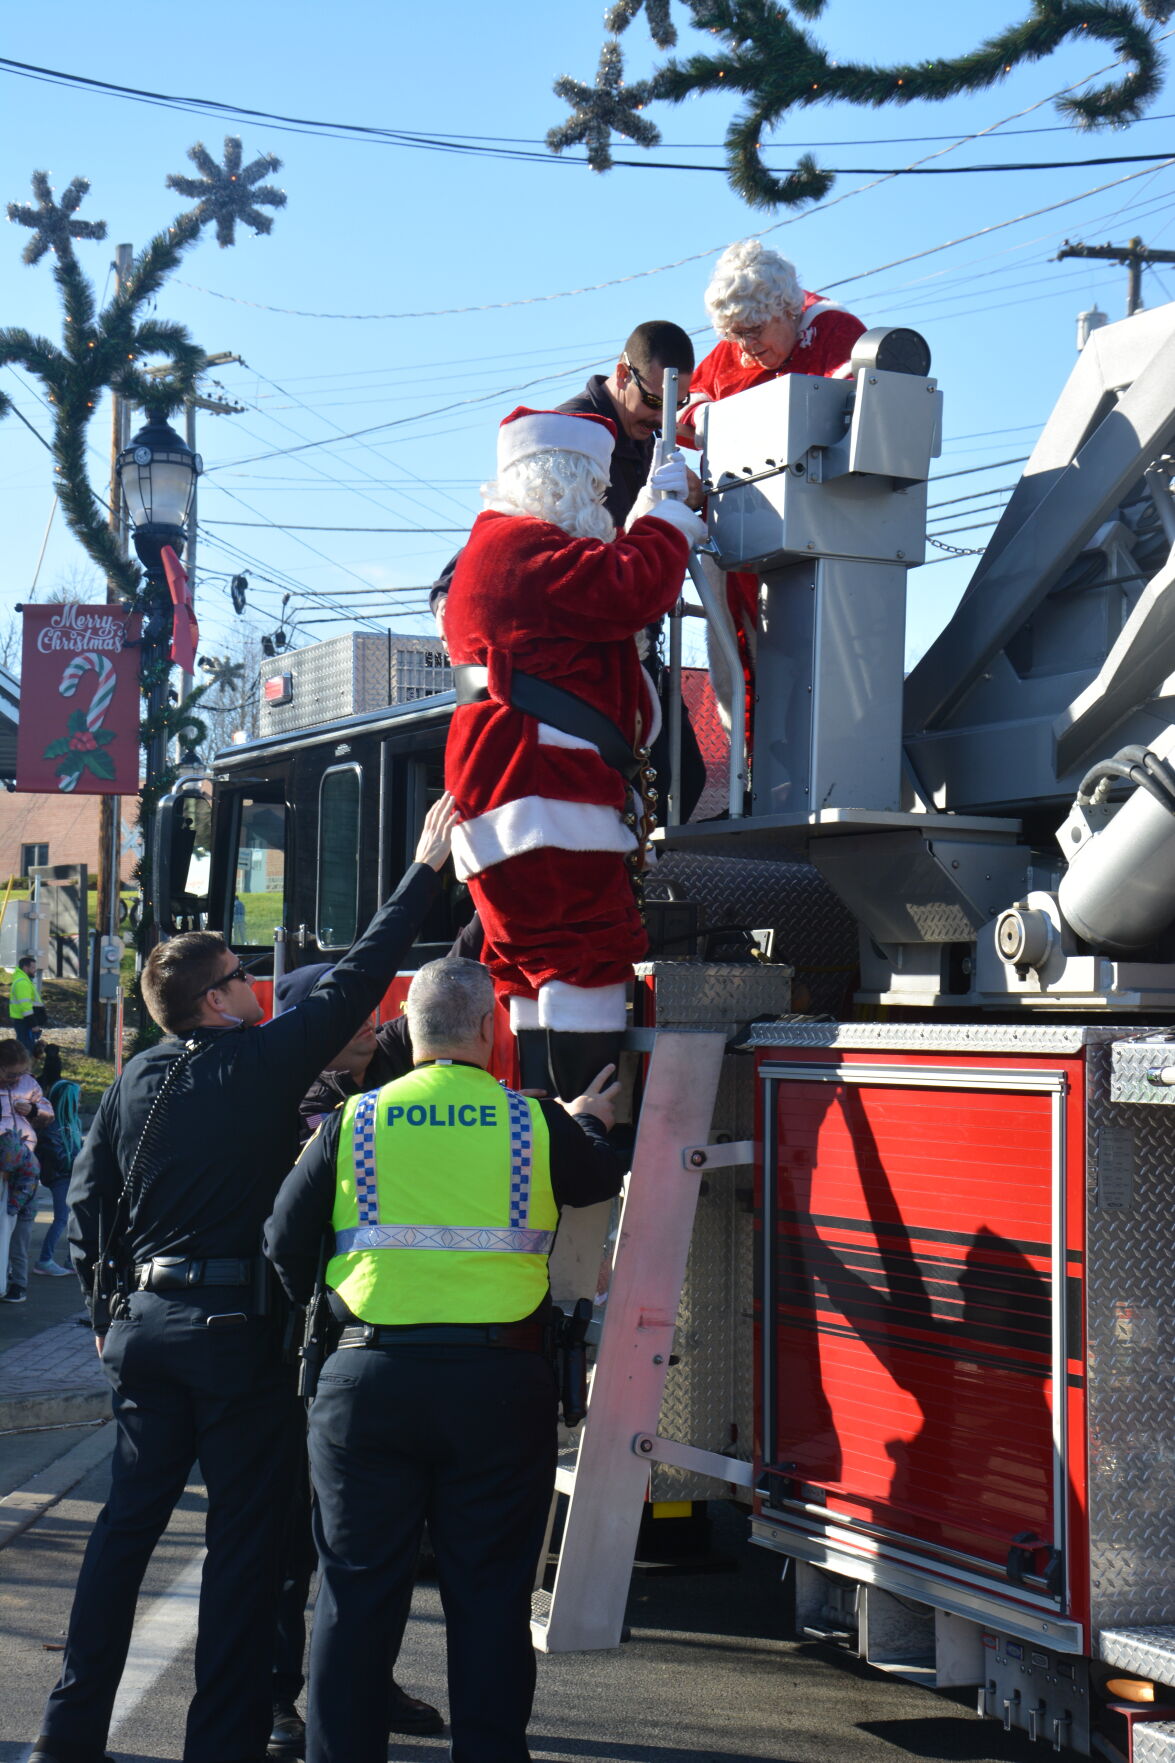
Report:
267,1700,305,1759
389,1681,444,1737
2,1283,28,1303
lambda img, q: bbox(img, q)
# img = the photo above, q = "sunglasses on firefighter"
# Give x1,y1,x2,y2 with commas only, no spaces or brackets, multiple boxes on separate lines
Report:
623,357,691,413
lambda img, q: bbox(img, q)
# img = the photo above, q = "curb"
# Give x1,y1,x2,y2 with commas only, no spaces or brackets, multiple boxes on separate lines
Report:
0,1419,112,1551
0,1389,110,1432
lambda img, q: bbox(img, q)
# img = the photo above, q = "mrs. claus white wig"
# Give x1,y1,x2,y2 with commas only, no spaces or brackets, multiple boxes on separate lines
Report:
705,239,804,337
483,406,617,544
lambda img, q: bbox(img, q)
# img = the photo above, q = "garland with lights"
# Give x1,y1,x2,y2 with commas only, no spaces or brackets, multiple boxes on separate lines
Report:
550,0,1172,208
0,140,285,918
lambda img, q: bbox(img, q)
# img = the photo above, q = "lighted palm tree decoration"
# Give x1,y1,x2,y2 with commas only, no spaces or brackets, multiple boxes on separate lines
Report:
549,0,1170,208
0,139,286,807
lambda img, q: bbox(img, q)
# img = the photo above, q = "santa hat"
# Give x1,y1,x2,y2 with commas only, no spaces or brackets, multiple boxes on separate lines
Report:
497,406,616,476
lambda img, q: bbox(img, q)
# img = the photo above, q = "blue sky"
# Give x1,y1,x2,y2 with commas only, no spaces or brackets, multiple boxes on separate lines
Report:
2,0,1173,685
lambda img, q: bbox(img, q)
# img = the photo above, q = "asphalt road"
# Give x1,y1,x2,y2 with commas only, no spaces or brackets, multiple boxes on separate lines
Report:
0,1430,1070,1763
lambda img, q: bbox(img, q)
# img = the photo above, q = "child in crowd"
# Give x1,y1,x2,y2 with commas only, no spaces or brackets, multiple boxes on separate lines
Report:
0,1038,53,1303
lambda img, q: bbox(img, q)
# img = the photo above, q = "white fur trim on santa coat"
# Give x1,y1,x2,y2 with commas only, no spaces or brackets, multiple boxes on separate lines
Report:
538,979,628,1031
642,499,708,547
536,722,598,753
508,995,541,1032
452,796,638,881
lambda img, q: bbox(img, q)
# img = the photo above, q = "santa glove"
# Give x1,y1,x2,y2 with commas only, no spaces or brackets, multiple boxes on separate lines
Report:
646,455,689,500
643,499,709,547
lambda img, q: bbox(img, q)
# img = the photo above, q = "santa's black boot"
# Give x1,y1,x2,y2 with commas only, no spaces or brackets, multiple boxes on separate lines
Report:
546,1031,623,1104
515,1028,552,1094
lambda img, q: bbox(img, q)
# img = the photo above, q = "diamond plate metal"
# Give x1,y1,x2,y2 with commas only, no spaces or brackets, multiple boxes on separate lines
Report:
1087,1046,1175,1635
1100,1626,1175,1679
749,1021,1127,1053
1112,1040,1175,1105
1134,1723,1175,1763
259,633,450,735
651,1051,756,1502
647,853,857,1017
634,960,792,1026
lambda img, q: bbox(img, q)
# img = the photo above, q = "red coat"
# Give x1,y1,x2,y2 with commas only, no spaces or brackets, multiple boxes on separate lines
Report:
444,508,689,880
684,294,866,643
681,294,866,449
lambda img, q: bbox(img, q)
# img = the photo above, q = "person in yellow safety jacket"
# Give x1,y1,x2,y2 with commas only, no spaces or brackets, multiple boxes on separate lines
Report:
9,956,43,1054
264,955,625,1763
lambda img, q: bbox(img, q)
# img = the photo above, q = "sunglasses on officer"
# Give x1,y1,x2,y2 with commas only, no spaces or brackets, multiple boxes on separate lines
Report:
198,961,254,998
622,356,691,414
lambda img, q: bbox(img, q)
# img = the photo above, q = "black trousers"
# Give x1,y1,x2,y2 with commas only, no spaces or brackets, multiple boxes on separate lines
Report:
306,1342,557,1763
271,1434,414,1705
38,1292,300,1763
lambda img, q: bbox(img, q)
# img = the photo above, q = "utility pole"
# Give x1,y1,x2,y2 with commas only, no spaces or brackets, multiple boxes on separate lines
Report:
90,242,133,1060
1056,236,1175,317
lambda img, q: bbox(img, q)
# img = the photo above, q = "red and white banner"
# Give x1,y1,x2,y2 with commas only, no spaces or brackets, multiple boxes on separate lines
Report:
16,604,143,795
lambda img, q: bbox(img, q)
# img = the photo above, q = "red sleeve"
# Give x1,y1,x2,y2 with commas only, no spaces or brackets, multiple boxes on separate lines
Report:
525,520,689,640
448,513,689,652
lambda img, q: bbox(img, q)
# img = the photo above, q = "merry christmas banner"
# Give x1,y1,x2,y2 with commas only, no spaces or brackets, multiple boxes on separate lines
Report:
17,604,143,796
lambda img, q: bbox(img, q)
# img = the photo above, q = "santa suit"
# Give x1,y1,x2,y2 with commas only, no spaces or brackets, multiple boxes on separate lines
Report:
444,506,689,1016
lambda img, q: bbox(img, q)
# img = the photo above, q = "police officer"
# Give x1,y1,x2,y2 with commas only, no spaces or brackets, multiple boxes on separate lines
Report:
264,956,625,1763
29,794,458,1763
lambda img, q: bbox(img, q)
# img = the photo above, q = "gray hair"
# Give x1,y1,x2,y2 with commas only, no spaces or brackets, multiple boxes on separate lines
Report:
705,238,804,337
482,451,616,544
406,957,495,1049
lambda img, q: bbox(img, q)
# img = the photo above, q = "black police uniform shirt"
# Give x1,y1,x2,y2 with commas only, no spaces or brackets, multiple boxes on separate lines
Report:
67,864,441,1304
264,1076,625,1324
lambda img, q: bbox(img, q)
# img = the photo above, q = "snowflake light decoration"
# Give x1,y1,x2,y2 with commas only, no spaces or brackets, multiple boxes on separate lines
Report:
166,137,286,249
605,0,679,48
7,172,107,266
547,40,661,172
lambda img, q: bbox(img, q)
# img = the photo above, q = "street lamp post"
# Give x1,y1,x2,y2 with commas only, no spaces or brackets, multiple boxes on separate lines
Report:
116,413,201,929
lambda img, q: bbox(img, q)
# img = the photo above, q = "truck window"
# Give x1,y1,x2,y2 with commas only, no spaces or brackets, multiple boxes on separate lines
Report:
404,753,467,954
318,764,362,949
231,798,287,948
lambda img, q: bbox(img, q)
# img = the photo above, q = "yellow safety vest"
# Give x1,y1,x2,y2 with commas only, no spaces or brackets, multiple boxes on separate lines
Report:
327,1062,557,1325
9,969,38,1021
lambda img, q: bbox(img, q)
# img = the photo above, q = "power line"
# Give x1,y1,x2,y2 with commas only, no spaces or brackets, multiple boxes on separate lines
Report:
203,520,467,532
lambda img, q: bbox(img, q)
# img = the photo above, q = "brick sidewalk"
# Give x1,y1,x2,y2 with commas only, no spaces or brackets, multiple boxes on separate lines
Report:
0,1316,108,1402
0,1197,110,1426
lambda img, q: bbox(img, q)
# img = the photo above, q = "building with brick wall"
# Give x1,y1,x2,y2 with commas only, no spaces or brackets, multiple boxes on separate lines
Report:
0,791,138,885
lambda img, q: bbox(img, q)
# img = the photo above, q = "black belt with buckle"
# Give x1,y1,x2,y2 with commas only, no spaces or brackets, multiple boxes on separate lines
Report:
337,1320,545,1353
452,664,639,783
133,1257,256,1292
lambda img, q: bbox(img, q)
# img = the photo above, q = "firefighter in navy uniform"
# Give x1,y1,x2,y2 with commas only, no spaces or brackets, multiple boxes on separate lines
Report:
264,956,625,1763
28,796,458,1763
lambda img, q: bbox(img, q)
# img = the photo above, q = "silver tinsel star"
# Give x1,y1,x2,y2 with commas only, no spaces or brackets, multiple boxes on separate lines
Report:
166,137,286,248
548,40,661,172
7,172,107,266
605,0,678,49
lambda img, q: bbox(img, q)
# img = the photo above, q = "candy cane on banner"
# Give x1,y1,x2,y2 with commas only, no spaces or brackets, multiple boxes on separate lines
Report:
58,652,117,793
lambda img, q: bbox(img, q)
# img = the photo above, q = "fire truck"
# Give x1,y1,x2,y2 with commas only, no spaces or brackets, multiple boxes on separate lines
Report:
156,309,1175,1761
